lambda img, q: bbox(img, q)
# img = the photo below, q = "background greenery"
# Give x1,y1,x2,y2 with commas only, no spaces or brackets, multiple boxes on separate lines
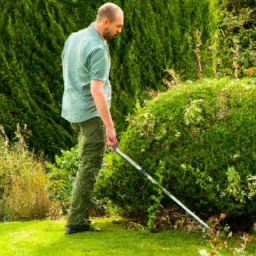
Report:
1,0,256,237
0,125,50,221
0,0,219,159
214,0,256,78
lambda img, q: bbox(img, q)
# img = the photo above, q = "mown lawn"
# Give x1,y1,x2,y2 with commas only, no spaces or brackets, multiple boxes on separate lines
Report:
0,217,255,256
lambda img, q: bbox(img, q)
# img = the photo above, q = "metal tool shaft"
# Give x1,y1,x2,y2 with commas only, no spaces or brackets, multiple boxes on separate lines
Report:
111,147,209,229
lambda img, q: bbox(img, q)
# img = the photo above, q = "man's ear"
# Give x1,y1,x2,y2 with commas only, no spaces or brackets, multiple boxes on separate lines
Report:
103,18,109,26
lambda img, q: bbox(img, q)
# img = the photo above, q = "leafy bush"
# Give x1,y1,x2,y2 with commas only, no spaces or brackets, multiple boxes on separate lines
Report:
0,125,50,221
214,0,256,78
46,146,112,218
95,78,256,228
46,147,78,215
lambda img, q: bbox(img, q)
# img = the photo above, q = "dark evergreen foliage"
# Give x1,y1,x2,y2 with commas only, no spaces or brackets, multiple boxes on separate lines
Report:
0,0,217,158
0,0,78,158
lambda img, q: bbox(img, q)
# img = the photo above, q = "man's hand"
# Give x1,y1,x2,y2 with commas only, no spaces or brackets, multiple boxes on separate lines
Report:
105,127,118,150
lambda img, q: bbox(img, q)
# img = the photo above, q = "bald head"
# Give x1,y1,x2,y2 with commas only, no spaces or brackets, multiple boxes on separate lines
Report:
94,3,123,41
97,3,123,23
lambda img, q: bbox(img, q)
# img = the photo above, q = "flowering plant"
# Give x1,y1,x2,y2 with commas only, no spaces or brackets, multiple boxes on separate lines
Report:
201,213,231,255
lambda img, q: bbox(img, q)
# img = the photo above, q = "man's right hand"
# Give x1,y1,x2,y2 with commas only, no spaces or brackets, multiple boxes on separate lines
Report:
105,127,118,150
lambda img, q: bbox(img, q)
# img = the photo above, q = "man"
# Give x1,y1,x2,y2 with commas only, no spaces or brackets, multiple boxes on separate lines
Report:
61,3,123,234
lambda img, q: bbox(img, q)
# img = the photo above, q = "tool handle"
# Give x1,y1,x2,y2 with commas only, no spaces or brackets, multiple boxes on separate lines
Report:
109,147,210,229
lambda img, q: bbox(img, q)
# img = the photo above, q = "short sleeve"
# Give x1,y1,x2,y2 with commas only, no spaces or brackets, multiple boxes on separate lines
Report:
89,47,109,81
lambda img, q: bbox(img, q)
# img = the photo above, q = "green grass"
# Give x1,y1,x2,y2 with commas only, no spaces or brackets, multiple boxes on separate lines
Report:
0,217,255,256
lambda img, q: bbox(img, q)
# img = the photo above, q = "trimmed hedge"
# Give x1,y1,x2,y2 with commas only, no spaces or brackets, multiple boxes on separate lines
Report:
95,78,256,227
0,0,78,159
0,0,218,158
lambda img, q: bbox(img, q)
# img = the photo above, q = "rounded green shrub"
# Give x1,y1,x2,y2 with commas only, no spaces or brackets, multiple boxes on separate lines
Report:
95,78,256,227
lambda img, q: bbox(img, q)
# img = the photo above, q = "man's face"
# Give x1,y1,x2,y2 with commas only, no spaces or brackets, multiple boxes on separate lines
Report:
103,12,124,41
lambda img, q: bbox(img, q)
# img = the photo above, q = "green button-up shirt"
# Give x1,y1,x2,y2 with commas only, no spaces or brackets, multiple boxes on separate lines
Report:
61,23,111,123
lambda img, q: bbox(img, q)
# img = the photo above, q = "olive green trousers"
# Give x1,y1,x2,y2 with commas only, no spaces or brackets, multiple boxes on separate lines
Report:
67,117,106,228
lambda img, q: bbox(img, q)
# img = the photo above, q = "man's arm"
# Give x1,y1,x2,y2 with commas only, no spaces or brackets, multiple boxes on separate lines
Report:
91,79,118,149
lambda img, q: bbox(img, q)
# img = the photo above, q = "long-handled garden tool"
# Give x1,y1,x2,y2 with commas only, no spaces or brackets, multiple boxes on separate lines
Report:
109,147,210,229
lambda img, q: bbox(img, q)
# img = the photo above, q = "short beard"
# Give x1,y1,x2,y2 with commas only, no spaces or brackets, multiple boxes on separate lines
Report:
103,28,117,41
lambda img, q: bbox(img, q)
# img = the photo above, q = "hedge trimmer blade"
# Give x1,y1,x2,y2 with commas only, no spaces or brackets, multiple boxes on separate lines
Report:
109,147,210,229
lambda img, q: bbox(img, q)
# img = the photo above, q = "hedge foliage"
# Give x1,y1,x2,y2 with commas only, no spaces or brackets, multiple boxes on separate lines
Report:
95,78,256,226
214,0,256,78
0,0,219,158
0,0,78,159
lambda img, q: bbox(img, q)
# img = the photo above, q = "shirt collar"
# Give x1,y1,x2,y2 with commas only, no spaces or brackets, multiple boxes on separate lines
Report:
89,23,104,42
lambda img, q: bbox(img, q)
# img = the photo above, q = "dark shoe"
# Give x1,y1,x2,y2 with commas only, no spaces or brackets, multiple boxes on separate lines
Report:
65,225,101,235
